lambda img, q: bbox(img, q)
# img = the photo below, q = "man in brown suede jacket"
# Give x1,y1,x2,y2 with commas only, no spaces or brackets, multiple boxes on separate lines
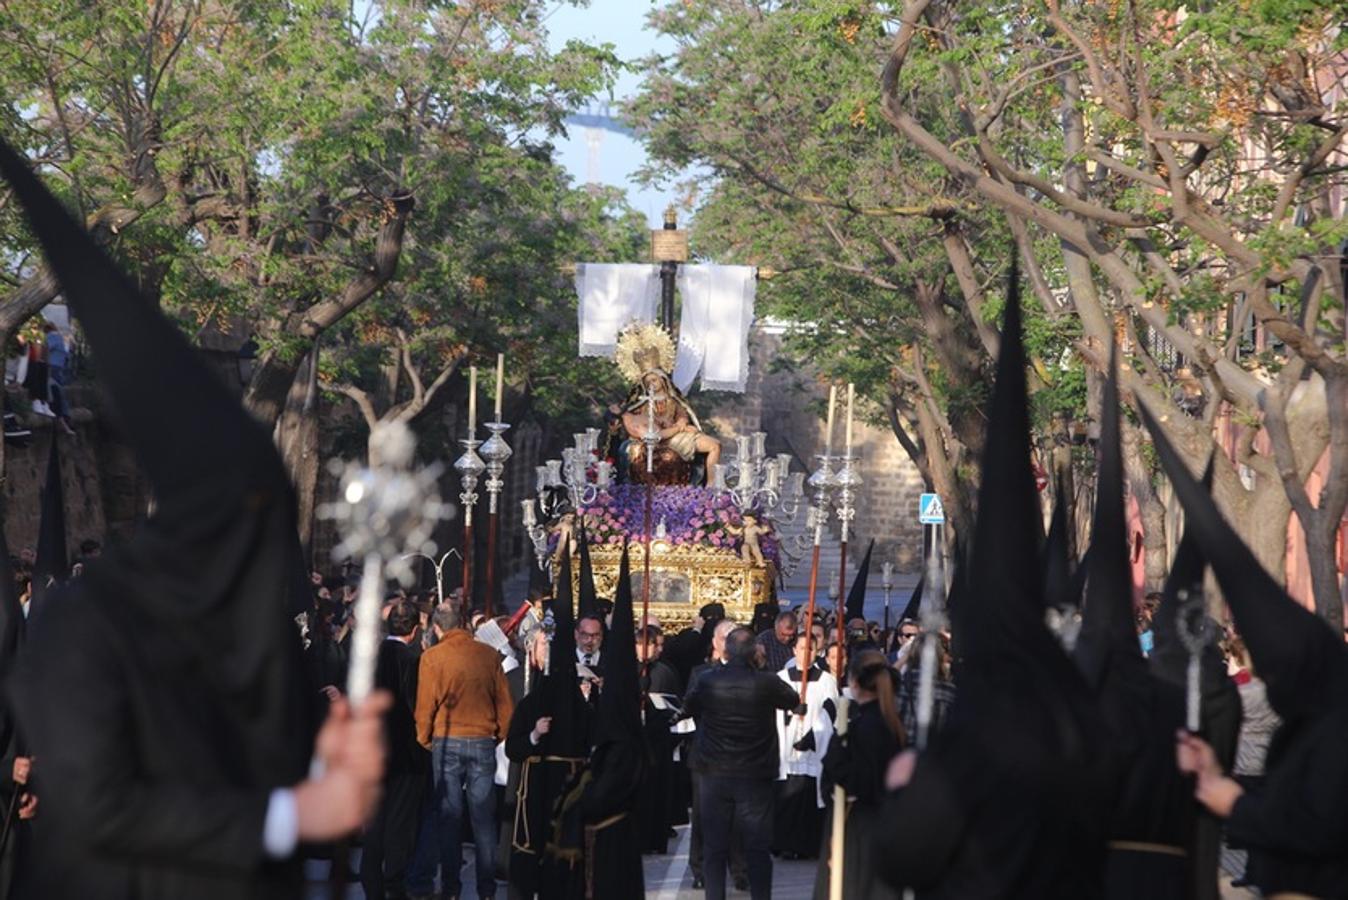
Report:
416,603,514,899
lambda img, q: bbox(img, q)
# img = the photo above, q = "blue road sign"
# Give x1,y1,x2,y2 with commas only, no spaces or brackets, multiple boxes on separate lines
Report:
918,493,945,525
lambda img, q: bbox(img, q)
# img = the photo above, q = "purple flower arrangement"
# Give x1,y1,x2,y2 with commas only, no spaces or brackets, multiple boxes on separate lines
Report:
563,485,781,567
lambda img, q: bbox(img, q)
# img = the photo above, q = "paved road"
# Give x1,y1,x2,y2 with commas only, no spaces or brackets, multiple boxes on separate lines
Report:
306,824,819,899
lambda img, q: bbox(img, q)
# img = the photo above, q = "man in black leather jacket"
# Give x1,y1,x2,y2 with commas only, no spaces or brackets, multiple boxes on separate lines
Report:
685,628,801,900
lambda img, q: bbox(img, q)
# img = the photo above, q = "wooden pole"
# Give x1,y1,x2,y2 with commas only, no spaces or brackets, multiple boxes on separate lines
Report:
834,541,848,680
798,541,824,706
828,695,851,900
484,510,498,618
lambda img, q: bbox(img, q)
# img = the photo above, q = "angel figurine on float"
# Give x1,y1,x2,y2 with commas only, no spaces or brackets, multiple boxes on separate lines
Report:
614,322,721,484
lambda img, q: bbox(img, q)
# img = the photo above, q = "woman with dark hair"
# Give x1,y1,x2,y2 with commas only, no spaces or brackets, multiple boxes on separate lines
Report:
813,649,904,900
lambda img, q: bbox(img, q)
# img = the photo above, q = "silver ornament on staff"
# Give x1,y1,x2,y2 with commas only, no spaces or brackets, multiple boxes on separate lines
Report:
454,437,486,612
323,421,451,705
1176,589,1214,733
480,420,513,617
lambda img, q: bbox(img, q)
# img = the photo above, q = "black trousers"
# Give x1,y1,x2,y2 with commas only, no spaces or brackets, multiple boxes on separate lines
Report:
698,774,773,900
689,771,746,881
361,771,428,899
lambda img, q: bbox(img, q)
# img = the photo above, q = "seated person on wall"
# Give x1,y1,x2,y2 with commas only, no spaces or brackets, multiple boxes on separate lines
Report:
613,323,721,486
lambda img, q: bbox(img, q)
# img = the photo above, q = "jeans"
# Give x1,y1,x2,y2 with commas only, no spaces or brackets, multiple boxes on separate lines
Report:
698,774,774,900
432,737,498,898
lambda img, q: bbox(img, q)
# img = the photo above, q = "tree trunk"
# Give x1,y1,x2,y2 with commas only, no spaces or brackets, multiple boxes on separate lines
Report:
1305,518,1344,633
276,353,321,554
1122,421,1168,591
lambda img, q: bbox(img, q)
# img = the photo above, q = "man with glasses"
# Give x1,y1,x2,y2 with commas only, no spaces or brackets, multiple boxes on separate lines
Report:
575,615,606,701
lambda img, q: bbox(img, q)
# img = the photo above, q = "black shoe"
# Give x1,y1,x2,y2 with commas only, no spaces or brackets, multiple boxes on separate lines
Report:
692,876,704,889
734,875,749,891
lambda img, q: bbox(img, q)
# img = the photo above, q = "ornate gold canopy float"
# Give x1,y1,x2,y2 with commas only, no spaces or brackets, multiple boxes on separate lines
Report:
571,542,775,630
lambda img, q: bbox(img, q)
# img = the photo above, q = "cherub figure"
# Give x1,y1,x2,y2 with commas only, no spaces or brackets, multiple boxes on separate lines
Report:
729,512,772,567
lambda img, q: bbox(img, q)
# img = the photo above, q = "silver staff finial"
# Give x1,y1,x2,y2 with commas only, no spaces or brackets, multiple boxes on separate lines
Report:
319,421,452,703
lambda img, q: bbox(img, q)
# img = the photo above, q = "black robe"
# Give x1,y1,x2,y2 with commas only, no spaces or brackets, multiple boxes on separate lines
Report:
1090,673,1192,900
546,736,646,900
635,659,680,854
813,699,902,900
873,662,1115,900
505,686,592,898
1224,706,1348,897
0,137,316,900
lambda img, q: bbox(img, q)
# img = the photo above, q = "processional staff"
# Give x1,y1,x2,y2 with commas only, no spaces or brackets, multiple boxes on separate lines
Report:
798,386,838,706
640,385,660,671
1176,590,1214,733
914,528,947,752
324,421,450,704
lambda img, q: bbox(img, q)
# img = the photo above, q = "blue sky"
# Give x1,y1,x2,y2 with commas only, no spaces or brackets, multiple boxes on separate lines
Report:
544,0,685,225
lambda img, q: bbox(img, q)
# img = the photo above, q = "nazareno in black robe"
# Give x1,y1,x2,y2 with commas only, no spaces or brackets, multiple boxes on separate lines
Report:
1072,352,1196,900
546,544,645,900
873,262,1115,900
506,550,593,899
0,139,317,900
1141,400,1348,899
812,698,902,900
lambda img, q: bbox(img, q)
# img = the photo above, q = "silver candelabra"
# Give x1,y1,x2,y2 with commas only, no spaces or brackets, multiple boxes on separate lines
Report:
711,431,805,523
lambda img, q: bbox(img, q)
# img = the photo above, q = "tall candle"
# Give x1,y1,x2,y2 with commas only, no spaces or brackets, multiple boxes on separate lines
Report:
494,353,504,421
467,366,477,435
845,383,855,454
824,384,837,458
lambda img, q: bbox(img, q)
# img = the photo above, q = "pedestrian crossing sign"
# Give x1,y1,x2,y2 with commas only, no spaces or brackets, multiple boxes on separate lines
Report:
919,493,945,524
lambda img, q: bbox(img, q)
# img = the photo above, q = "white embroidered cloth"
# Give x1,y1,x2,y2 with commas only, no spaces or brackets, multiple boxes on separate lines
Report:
575,263,660,357
674,264,756,393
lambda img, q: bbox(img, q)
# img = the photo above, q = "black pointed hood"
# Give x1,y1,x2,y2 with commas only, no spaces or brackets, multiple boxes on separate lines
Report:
845,539,875,622
577,519,599,620
540,547,588,749
593,542,641,747
900,576,924,623
549,548,578,686
1138,401,1348,721
0,138,311,779
1042,476,1076,611
958,258,1051,659
31,435,68,618
1073,349,1146,690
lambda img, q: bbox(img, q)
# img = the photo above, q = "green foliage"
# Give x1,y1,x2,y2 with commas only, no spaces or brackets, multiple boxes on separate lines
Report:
0,0,643,436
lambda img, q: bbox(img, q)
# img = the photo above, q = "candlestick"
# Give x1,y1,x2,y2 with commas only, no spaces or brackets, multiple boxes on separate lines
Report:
494,353,504,421
467,366,478,435
824,385,837,459
845,383,855,454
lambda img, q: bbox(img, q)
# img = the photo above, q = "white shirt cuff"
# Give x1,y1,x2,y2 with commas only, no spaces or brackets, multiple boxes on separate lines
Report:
263,788,299,859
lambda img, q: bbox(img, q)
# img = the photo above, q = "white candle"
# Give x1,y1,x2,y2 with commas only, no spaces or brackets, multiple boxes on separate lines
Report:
494,353,504,421
596,460,612,489
467,366,477,435
882,561,894,586
752,432,766,460
521,498,536,528
845,383,855,454
824,385,837,458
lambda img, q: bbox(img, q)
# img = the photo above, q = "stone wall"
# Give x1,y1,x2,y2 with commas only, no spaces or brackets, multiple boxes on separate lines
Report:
3,391,147,558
